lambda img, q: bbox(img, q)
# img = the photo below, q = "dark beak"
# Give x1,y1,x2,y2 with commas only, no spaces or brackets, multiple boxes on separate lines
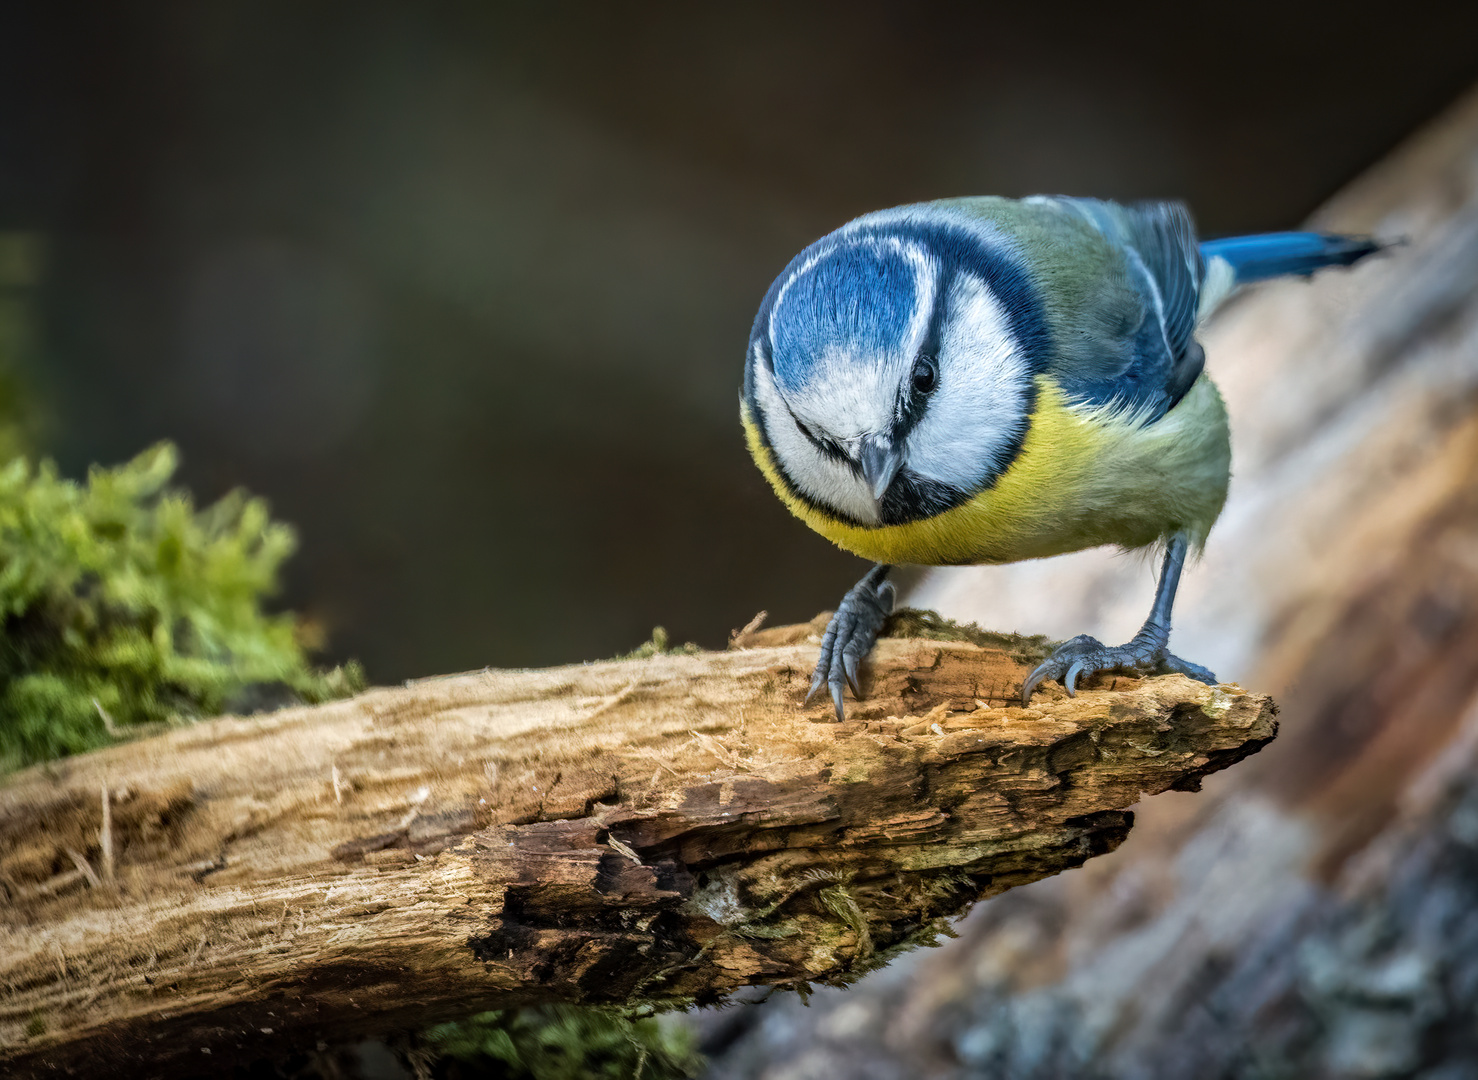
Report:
857,438,904,502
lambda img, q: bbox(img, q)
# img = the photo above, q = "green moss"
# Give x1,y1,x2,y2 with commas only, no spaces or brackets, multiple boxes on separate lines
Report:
838,915,961,985
0,443,363,771
882,607,1055,665
729,919,800,940
818,883,873,961
617,626,701,661
421,1005,701,1080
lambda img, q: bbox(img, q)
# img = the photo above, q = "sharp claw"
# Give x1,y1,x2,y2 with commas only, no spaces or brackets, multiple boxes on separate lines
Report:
1064,660,1085,697
1025,624,1212,705
806,564,895,722
1020,665,1048,706
805,669,826,705
842,652,861,698
877,580,897,614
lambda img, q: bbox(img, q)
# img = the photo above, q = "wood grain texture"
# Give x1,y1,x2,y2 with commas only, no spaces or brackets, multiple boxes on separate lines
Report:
1,629,1274,1076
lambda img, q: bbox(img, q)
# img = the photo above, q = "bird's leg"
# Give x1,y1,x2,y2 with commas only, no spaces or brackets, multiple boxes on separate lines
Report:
806,563,895,722
1020,534,1216,705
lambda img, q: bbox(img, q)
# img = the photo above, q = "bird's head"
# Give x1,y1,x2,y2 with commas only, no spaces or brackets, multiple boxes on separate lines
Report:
743,207,1045,528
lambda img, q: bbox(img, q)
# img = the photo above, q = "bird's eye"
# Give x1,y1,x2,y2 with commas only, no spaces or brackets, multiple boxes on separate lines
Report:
911,356,938,395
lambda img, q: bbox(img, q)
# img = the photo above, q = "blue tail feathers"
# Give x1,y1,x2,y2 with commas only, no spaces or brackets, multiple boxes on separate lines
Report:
1200,231,1382,284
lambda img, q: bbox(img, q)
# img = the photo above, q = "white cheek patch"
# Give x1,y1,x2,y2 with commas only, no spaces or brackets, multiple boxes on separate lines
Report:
751,358,882,526
905,273,1033,491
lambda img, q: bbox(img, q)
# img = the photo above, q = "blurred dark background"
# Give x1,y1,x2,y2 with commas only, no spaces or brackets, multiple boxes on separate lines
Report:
1,1,1475,683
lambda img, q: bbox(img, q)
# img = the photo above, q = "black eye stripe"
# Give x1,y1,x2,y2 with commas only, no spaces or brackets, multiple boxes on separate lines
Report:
786,404,851,464
893,352,939,434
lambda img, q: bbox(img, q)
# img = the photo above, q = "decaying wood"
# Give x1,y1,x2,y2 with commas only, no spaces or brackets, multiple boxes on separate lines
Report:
0,622,1275,1076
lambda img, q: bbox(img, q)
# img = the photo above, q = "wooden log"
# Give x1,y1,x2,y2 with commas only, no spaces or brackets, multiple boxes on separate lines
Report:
0,625,1274,1076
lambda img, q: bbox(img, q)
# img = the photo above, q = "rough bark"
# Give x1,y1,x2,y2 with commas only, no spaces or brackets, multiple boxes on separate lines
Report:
0,623,1275,1077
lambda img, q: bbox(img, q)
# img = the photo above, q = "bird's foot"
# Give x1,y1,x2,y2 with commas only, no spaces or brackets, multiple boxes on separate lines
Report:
806,566,895,722
1020,627,1216,705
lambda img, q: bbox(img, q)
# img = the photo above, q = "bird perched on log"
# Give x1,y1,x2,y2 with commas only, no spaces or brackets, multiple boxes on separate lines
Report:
741,196,1381,719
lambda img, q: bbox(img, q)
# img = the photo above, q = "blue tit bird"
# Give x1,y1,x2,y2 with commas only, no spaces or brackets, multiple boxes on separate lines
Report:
740,196,1381,719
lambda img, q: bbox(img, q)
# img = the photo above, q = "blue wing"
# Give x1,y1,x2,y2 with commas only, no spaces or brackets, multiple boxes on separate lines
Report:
1039,199,1381,423
1041,197,1208,422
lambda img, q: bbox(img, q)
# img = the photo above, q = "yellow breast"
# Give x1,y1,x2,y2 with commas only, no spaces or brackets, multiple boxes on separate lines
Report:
744,373,1230,566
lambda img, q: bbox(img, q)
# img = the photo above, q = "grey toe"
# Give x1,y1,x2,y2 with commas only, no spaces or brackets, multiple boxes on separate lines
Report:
1158,652,1218,685
809,566,894,721
1021,629,1214,704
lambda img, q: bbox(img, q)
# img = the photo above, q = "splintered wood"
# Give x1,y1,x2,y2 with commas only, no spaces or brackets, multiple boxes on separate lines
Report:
0,628,1276,1077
